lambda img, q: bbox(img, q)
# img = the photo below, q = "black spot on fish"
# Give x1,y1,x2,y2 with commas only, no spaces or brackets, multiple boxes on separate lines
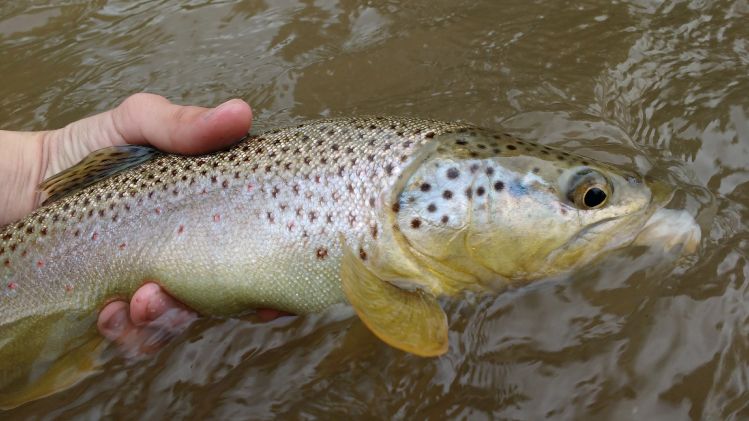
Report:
420,183,431,192
477,186,485,196
446,168,460,179
507,145,517,151
443,190,453,199
494,181,505,191
316,247,328,259
427,203,437,212
411,218,422,229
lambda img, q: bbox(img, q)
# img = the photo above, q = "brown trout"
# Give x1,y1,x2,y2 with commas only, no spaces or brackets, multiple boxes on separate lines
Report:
0,116,699,404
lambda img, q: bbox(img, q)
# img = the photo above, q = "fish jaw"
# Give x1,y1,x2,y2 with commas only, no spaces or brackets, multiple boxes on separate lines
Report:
631,208,701,255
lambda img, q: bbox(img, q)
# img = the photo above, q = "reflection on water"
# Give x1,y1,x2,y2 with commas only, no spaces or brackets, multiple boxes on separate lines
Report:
1,0,748,418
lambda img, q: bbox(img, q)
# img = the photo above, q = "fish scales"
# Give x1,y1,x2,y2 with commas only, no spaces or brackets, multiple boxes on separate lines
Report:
0,117,466,318
0,117,471,389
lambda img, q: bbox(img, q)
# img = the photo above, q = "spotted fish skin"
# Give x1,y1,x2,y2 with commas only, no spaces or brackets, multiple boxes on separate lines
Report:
0,117,470,389
0,116,667,393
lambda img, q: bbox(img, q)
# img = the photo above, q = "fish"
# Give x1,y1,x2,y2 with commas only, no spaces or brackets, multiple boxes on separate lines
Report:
0,116,700,405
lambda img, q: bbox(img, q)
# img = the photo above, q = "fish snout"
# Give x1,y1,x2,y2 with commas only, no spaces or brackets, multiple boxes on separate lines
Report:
632,208,701,255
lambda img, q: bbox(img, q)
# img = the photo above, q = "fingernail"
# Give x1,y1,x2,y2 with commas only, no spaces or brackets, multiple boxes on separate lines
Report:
103,308,128,337
202,99,233,121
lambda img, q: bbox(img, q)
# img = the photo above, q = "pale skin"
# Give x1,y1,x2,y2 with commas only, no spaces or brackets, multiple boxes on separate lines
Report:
0,93,285,354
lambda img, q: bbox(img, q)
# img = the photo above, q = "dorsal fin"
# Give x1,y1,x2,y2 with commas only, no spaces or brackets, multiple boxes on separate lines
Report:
39,145,161,205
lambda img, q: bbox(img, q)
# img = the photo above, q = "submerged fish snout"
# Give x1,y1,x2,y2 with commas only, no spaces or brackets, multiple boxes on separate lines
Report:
632,208,701,255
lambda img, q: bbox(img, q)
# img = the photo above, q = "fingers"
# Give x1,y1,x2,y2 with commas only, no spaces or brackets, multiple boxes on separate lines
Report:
256,308,294,322
129,282,196,327
97,282,295,358
97,300,132,343
110,93,253,154
97,282,197,356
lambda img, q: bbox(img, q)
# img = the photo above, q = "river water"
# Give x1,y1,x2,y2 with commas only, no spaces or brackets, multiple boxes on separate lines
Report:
1,0,748,419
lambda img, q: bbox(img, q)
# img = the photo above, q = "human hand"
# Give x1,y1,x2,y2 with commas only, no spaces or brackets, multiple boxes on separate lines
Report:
0,93,285,354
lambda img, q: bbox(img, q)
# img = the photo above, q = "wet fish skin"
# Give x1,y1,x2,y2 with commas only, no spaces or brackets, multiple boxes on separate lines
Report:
0,116,681,394
0,117,464,391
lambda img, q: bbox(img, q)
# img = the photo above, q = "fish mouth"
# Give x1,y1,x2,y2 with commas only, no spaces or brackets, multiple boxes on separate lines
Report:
631,176,701,255
631,208,701,254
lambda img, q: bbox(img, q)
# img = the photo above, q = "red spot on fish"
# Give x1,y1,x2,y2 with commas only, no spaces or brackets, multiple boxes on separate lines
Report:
177,225,185,234
213,214,221,222
7,282,17,290
91,232,99,241
36,260,44,268
118,243,126,250
20,250,27,258
155,207,162,215
64,283,73,293
287,221,295,231
3,260,9,268
247,183,254,192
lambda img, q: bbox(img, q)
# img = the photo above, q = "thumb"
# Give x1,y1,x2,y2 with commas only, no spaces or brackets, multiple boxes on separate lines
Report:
109,93,253,155
40,93,253,195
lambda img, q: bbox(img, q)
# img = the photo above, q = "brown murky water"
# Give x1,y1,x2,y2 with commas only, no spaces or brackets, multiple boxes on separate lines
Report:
1,0,748,419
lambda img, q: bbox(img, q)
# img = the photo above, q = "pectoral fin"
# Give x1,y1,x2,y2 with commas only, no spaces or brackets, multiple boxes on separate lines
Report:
340,243,448,357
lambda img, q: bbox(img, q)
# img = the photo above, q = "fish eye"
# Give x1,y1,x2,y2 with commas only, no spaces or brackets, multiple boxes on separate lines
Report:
567,170,611,210
581,186,608,208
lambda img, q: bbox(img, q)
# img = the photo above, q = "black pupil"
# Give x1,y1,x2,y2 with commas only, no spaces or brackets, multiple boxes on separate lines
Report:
584,187,607,208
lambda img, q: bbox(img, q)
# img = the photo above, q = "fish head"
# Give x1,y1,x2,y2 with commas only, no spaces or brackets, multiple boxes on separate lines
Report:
394,130,699,293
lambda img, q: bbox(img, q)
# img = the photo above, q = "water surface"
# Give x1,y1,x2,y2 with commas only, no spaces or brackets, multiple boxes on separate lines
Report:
1,1,748,419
